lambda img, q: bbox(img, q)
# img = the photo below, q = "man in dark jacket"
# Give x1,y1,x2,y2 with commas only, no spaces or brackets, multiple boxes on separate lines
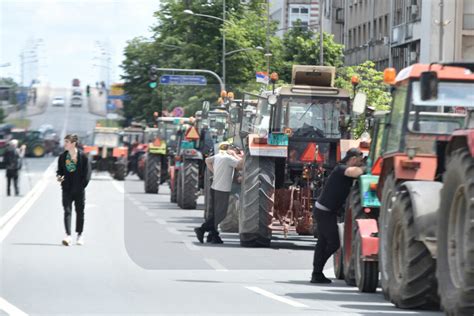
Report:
4,139,23,196
311,148,365,283
57,134,91,246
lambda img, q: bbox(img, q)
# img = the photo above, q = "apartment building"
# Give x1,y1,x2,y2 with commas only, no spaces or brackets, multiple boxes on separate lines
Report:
269,0,321,37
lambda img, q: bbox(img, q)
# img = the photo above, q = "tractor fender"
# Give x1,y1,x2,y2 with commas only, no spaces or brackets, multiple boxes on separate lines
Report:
355,219,379,260
399,181,443,257
181,149,203,160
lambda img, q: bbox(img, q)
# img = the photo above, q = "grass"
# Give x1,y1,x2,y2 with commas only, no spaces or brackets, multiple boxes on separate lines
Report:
5,118,31,129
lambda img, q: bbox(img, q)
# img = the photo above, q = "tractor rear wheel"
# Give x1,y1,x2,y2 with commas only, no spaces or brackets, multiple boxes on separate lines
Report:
333,247,344,280
203,168,212,220
144,154,160,194
343,184,365,287
113,160,126,181
170,169,178,203
239,149,274,248
31,143,45,157
437,148,474,316
136,153,145,180
179,159,199,209
387,191,439,309
220,192,239,233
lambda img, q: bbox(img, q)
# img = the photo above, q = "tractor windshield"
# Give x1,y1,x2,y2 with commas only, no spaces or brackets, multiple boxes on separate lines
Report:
282,97,349,138
409,81,473,134
159,123,179,140
94,133,120,147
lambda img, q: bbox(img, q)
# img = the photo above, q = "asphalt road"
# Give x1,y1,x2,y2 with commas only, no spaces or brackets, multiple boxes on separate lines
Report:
0,87,443,315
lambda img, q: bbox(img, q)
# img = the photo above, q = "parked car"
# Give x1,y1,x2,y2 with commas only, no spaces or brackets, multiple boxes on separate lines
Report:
71,96,82,107
72,88,82,96
52,96,65,107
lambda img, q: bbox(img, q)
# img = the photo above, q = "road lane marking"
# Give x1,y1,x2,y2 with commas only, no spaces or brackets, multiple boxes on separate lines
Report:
0,161,55,232
132,200,141,207
0,296,28,316
244,286,309,308
145,211,155,216
111,180,125,194
204,258,228,272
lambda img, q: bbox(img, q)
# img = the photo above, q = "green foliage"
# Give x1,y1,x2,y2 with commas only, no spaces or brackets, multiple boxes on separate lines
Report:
0,108,5,124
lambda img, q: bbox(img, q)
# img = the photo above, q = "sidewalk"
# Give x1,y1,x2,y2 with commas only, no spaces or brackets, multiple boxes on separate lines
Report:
5,85,51,120
88,88,107,117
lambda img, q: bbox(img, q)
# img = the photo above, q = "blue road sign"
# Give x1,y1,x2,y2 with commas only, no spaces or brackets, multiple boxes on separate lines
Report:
159,75,207,86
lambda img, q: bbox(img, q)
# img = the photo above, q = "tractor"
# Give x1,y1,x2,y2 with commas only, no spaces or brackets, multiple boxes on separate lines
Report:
143,117,191,194
235,65,358,247
122,125,146,179
336,63,474,313
83,127,128,180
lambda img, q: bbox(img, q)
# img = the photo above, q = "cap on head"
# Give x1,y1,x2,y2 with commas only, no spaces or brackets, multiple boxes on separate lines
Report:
9,139,18,147
341,147,363,163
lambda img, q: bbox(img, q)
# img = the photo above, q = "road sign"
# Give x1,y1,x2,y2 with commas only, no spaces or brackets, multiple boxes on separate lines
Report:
172,107,184,117
185,127,200,140
159,75,207,86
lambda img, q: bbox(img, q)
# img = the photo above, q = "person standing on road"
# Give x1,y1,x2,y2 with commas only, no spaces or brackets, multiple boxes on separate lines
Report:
56,134,91,246
4,139,25,196
311,148,365,284
194,144,243,244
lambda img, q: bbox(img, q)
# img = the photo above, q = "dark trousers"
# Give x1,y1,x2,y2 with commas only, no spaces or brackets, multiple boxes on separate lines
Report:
6,169,19,196
62,190,85,235
313,208,340,274
201,189,230,235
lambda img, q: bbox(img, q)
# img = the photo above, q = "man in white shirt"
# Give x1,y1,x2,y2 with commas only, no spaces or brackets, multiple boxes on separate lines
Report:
194,144,243,244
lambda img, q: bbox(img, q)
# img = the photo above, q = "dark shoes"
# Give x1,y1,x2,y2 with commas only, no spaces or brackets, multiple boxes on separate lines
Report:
194,227,204,243
310,273,332,284
207,233,223,244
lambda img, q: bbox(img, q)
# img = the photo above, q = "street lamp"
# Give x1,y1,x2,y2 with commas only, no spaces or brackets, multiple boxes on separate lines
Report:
184,2,226,90
225,46,263,57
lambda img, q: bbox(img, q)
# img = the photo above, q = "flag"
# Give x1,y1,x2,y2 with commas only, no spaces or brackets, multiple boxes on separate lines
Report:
256,71,269,84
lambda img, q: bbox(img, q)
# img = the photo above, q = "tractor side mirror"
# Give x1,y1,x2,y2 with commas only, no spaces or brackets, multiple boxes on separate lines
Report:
229,108,241,124
420,71,438,101
352,92,367,115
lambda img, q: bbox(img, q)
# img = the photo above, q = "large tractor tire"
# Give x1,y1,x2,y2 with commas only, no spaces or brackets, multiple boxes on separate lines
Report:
170,169,178,203
203,168,212,220
343,184,365,287
113,161,126,181
379,173,396,299
220,192,239,233
136,153,145,180
239,150,274,248
354,233,379,293
160,157,169,185
179,159,199,210
437,148,474,316
333,247,344,280
30,143,45,158
386,191,439,309
144,154,161,194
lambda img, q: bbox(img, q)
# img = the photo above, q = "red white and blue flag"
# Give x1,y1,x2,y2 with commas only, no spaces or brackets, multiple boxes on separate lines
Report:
256,71,269,84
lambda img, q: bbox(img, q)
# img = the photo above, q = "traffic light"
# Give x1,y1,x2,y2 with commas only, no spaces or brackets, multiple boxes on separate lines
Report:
148,65,158,89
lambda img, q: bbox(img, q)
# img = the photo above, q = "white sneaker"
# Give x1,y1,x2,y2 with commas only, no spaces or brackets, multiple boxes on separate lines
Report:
62,235,72,246
76,235,84,246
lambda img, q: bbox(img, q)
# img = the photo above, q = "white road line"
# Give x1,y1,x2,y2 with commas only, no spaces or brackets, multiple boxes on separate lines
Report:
0,296,28,316
245,286,309,308
144,211,155,216
0,161,55,232
204,258,228,272
166,227,182,235
183,240,200,251
155,218,167,225
132,200,141,207
111,180,125,194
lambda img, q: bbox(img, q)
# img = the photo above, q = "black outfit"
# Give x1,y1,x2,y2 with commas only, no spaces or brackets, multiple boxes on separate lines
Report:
4,147,21,196
201,188,230,238
57,150,91,236
313,164,353,275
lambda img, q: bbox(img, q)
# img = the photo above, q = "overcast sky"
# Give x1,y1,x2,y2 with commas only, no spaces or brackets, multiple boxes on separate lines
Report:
0,0,159,87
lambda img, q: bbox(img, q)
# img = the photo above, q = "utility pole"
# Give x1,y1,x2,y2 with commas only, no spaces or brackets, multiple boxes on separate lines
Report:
319,0,324,65
265,0,271,77
222,0,226,90
439,0,444,61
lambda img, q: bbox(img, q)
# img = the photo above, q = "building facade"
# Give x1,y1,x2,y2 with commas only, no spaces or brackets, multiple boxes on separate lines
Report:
269,0,322,37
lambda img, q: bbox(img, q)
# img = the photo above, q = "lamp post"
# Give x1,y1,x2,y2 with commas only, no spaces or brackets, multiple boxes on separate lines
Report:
184,1,226,90
225,46,264,56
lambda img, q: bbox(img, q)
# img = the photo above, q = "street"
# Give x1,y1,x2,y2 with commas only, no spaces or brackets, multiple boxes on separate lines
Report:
0,94,442,315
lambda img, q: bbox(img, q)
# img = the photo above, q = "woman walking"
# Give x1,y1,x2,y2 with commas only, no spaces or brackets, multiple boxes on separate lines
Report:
57,134,90,246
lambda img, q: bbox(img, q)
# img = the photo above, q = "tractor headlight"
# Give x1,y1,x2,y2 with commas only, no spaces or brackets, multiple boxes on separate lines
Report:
268,94,278,105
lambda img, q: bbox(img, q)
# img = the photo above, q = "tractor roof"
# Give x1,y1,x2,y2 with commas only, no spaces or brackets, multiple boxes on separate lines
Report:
395,63,474,83
277,85,350,98
157,117,191,123
94,127,121,133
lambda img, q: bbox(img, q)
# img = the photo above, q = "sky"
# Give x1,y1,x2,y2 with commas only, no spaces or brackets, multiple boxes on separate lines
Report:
0,0,160,87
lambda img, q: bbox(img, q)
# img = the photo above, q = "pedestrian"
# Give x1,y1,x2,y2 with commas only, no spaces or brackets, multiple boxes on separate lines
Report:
56,134,91,246
194,144,243,244
311,148,365,283
4,139,24,196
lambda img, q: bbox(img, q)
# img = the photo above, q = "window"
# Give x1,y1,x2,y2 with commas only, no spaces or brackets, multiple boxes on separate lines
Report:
385,84,408,153
289,4,311,27
301,8,309,14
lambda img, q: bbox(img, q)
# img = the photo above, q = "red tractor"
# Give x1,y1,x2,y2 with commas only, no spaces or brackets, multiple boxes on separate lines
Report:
336,63,474,314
